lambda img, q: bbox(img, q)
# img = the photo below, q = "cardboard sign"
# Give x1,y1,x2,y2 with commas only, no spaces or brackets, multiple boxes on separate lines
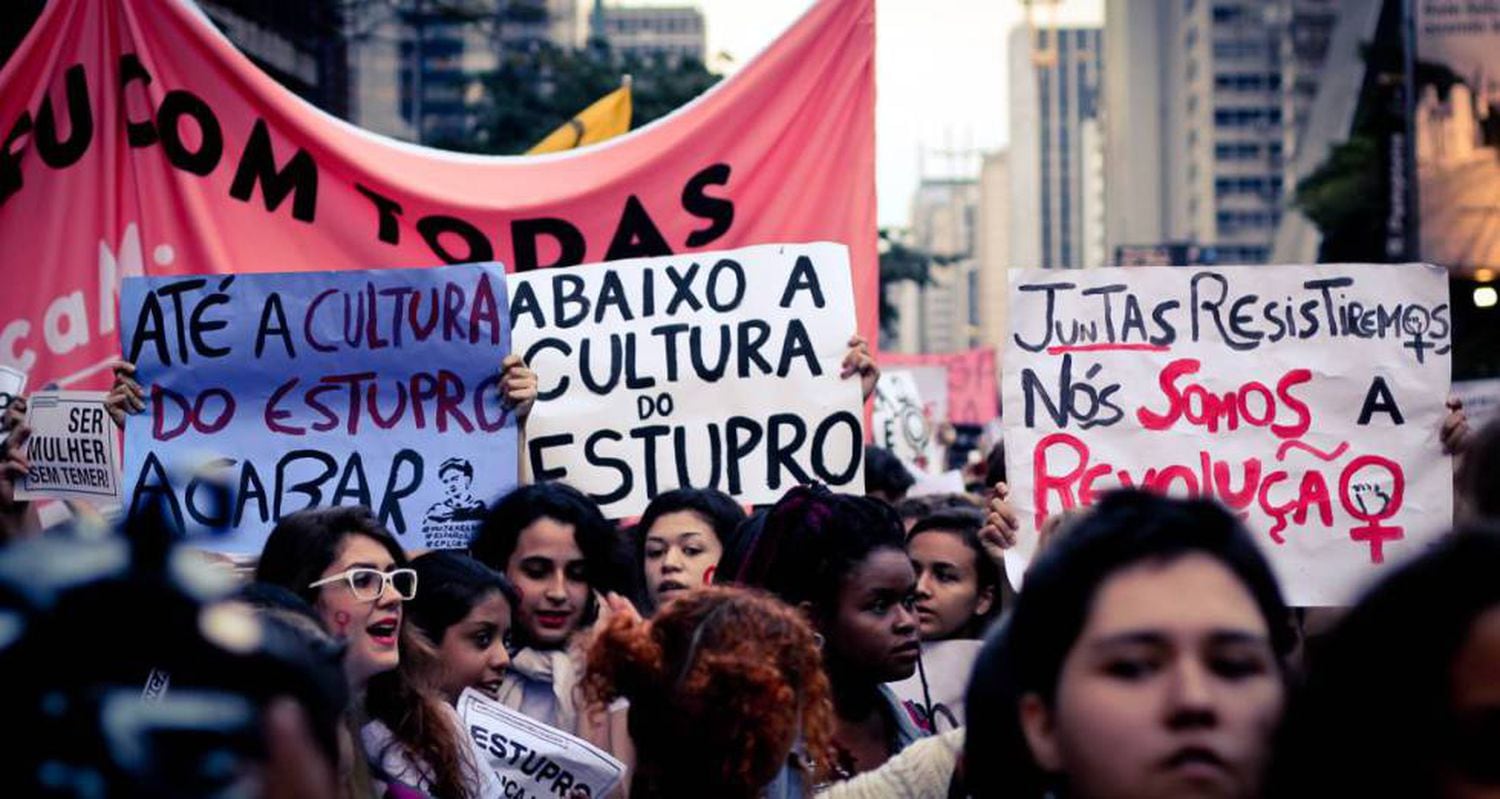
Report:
887,639,983,734
1003,264,1453,605
457,689,624,799
17,390,120,503
511,243,864,518
873,370,936,471
120,265,516,553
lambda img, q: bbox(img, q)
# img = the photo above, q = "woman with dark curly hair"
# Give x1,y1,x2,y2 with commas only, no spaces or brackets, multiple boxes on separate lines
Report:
634,487,747,612
585,585,836,798
722,484,927,780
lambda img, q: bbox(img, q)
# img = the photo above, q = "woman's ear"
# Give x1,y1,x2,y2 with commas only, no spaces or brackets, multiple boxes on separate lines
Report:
974,584,996,619
1019,692,1064,771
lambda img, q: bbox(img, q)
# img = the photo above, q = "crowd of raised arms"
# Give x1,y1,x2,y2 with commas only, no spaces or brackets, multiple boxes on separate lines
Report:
0,340,1497,799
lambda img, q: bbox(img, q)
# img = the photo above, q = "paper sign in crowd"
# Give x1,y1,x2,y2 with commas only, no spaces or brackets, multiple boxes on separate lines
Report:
872,369,937,471
119,265,518,553
16,390,120,503
511,242,865,519
1003,263,1453,605
457,689,625,798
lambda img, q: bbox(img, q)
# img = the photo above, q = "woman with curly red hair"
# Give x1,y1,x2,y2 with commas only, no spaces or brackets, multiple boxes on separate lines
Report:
585,585,836,798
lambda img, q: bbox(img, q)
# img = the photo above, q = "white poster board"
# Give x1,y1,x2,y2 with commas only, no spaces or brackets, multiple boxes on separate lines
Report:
1003,264,1453,606
457,688,624,798
886,639,982,733
17,390,120,503
873,369,937,472
510,243,864,518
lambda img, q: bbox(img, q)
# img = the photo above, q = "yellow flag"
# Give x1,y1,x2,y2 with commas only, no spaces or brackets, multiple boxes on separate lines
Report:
526,81,633,154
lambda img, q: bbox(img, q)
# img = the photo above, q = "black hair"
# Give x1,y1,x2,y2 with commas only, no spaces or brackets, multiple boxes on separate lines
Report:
254,506,408,606
1271,524,1500,797
724,484,906,617
908,507,1000,634
437,457,473,481
405,551,519,646
1459,418,1500,520
963,489,1293,798
713,507,768,590
635,488,747,600
864,446,915,500
895,493,981,525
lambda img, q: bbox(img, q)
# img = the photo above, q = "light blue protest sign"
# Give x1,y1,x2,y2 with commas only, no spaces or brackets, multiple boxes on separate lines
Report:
120,265,515,553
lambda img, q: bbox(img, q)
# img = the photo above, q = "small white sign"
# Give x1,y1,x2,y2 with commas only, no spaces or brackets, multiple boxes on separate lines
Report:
17,390,120,503
457,688,625,799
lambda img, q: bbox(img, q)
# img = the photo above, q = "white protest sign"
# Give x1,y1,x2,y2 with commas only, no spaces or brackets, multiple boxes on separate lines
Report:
457,688,624,799
17,390,121,503
0,365,25,409
1003,264,1453,606
886,638,982,733
873,369,936,471
510,242,865,518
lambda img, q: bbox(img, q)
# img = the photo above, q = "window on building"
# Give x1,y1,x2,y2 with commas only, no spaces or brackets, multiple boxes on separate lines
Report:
1213,4,1247,23
1213,107,1283,127
1213,39,1263,59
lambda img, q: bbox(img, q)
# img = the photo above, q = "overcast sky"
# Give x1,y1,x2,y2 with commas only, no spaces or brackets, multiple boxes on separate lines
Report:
615,0,1104,227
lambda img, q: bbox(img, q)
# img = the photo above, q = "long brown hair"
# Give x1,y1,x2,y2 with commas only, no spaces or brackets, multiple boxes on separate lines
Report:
365,624,479,798
585,586,836,798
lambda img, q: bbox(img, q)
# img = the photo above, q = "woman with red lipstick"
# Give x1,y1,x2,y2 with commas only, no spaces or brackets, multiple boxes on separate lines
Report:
256,507,498,799
725,485,928,780
469,483,632,753
636,487,746,613
960,489,1294,799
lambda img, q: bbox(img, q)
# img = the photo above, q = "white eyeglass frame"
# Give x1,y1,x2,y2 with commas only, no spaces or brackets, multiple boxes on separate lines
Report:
308,567,418,601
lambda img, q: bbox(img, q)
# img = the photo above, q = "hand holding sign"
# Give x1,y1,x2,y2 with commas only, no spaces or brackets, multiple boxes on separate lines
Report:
500,354,539,420
105,361,145,429
979,481,1020,566
1442,396,1470,455
842,334,880,402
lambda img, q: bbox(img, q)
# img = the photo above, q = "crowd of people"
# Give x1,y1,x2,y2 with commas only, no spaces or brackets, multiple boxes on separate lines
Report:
0,343,1498,799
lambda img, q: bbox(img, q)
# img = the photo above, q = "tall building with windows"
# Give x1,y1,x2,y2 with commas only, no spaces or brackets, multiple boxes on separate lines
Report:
593,4,706,64
1102,0,1374,265
1009,25,1105,270
887,177,981,354
347,0,583,145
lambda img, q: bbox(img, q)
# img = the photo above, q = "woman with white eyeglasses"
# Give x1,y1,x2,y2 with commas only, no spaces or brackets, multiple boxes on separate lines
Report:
256,506,500,799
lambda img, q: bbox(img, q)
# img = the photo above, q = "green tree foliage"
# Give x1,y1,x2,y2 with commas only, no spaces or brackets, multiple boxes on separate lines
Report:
442,42,719,155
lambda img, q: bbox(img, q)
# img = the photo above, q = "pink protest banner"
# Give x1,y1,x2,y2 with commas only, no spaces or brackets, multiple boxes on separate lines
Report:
0,0,875,390
882,348,999,425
